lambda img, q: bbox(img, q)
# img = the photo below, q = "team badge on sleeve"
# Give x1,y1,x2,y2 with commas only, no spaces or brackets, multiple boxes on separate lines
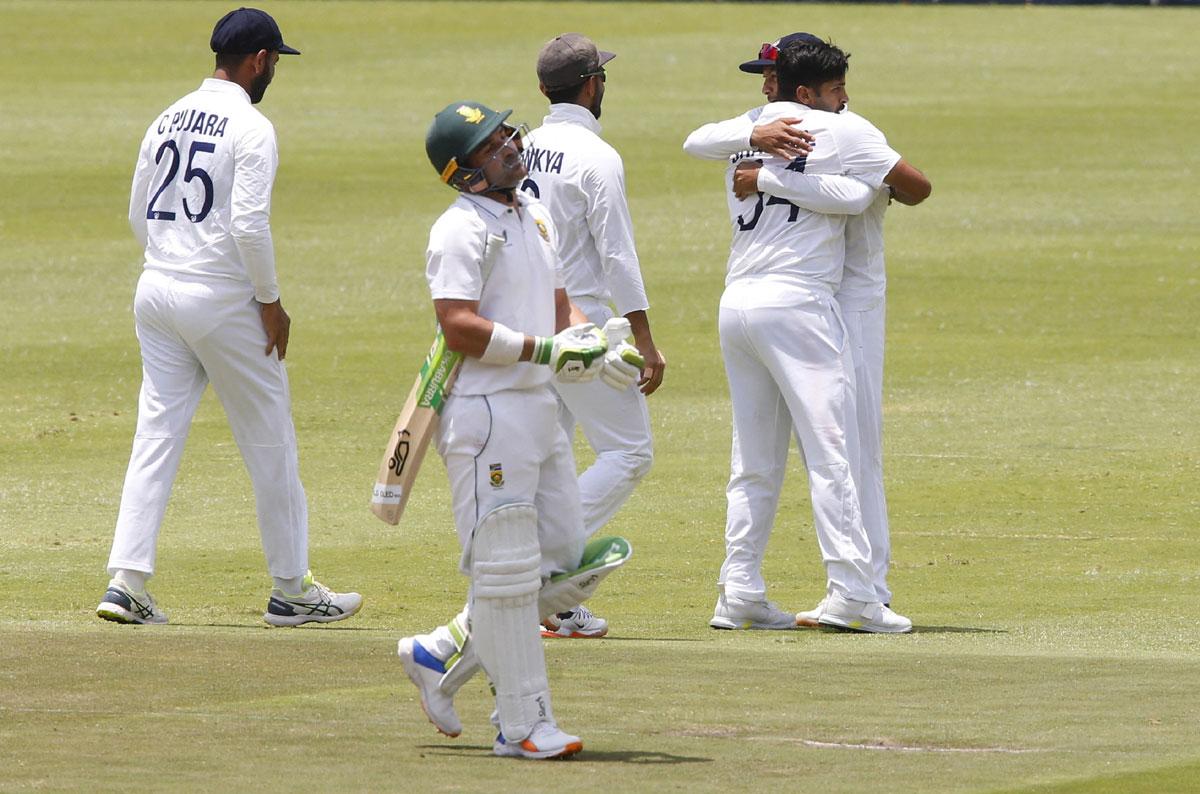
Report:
534,218,550,243
488,463,505,488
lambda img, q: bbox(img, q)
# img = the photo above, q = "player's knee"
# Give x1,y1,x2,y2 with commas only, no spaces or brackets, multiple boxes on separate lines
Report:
605,448,653,483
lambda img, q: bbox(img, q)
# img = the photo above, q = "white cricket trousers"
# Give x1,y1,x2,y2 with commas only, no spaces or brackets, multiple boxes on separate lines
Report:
106,269,308,579
841,299,891,603
437,385,587,577
554,298,653,536
718,294,876,604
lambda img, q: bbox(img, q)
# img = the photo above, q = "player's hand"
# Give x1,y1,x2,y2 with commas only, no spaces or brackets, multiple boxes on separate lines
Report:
636,344,665,396
597,318,645,391
543,323,607,383
259,299,290,360
749,118,814,160
733,162,762,200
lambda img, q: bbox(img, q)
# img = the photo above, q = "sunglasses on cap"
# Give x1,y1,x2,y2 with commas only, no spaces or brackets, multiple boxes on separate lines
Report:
758,42,779,61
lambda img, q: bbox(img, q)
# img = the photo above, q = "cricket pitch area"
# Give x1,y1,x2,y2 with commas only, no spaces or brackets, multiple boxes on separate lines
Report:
2,2,1198,791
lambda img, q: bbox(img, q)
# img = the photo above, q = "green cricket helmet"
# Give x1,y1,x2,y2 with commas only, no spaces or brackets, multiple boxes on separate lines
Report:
426,101,513,192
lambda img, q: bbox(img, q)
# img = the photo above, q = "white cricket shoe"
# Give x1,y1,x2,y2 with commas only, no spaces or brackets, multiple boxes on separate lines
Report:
96,583,168,625
493,721,583,760
263,571,362,626
541,605,608,638
397,637,463,738
796,596,827,628
818,592,912,633
709,591,798,630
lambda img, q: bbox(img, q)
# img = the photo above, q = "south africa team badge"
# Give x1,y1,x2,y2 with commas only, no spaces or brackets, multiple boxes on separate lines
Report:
488,463,504,489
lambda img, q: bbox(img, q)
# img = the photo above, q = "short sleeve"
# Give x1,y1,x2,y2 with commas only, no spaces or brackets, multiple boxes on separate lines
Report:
835,113,901,189
426,208,487,300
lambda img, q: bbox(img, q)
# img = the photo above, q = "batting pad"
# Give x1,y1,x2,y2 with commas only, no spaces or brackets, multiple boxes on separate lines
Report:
539,536,632,619
437,609,478,696
469,503,552,742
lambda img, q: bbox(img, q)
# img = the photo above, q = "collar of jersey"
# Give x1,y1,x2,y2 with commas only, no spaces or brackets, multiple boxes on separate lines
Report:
199,77,251,104
460,190,531,219
543,103,601,135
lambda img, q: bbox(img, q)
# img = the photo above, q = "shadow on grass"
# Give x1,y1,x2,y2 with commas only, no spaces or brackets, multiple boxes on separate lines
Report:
911,625,1006,634
415,744,711,764
815,624,1006,635
571,636,709,643
169,622,381,631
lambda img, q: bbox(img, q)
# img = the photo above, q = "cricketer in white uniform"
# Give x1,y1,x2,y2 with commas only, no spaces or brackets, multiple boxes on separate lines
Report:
521,33,666,639
96,8,361,628
684,33,930,616
396,101,638,760
685,38,915,633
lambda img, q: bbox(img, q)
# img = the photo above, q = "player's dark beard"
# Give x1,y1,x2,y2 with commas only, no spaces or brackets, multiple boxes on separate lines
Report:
248,70,272,104
590,84,604,120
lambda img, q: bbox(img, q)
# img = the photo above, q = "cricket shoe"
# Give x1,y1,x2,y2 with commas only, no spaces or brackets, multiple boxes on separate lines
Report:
796,596,827,628
96,583,168,625
709,591,798,630
397,637,462,738
541,605,608,638
817,592,912,634
263,571,362,626
493,721,583,760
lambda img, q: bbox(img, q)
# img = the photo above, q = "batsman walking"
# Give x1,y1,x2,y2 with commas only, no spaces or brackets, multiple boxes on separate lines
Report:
396,100,639,759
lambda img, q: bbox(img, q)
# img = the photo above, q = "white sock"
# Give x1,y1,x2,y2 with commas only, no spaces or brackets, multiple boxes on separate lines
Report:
112,569,147,594
274,575,305,595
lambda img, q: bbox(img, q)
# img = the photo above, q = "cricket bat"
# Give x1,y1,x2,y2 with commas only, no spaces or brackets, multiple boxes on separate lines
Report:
370,329,463,524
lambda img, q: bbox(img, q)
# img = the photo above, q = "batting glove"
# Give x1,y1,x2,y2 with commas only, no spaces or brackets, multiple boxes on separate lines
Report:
532,323,607,383
597,318,646,391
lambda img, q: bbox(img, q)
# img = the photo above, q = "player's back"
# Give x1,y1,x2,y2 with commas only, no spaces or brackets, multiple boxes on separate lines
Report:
132,79,275,288
723,103,850,298
723,103,899,302
521,106,629,305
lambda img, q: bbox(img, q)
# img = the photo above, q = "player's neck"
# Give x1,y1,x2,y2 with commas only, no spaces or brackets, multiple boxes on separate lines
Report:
481,188,518,208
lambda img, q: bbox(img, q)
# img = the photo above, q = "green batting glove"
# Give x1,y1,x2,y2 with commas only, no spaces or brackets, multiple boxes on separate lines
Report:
532,323,607,382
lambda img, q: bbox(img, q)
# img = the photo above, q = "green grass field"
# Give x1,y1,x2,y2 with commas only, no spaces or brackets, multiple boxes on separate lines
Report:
2,1,1199,791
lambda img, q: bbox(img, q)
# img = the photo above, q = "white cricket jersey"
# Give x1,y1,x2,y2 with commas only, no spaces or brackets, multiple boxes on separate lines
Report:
721,102,900,308
426,191,563,395
129,78,280,303
837,113,891,310
682,107,764,159
520,104,648,317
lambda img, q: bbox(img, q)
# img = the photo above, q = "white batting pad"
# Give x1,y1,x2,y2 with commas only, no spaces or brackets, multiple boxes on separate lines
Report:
538,536,632,618
469,502,552,742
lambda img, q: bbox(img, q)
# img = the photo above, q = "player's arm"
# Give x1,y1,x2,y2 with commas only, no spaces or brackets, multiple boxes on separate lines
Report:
684,110,813,161
435,299,522,359
561,291,585,331
884,159,931,205
231,123,290,357
832,113,929,206
624,309,665,395
732,162,877,215
435,297,607,381
582,157,666,394
128,134,154,249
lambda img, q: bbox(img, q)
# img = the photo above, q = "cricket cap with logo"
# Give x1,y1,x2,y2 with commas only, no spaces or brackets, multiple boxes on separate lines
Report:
739,32,823,73
210,7,301,55
426,101,513,188
537,33,616,91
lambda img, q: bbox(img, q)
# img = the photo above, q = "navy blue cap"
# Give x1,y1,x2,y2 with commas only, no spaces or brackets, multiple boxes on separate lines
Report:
739,32,822,73
210,7,300,55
